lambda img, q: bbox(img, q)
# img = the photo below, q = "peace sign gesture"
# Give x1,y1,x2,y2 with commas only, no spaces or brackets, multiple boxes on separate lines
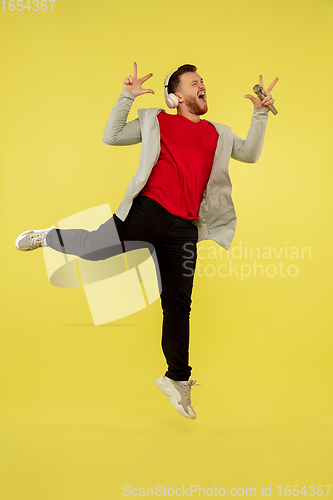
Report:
123,62,155,97
245,75,279,109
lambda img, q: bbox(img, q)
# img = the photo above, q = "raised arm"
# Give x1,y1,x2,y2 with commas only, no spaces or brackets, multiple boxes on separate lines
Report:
231,107,269,163
232,75,279,163
102,62,154,146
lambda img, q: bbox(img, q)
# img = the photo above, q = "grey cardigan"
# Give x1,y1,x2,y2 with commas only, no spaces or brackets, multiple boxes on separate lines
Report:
103,89,269,250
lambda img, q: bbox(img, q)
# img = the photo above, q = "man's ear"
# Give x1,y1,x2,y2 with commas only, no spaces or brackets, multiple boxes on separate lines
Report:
174,92,184,104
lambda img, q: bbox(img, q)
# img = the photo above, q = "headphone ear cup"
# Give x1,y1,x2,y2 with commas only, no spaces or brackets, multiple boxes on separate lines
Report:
166,93,179,109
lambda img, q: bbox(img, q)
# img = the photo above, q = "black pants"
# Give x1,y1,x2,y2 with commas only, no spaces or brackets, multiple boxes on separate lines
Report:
46,195,198,380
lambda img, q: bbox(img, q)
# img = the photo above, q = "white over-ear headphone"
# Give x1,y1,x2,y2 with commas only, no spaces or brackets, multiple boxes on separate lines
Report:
164,71,179,109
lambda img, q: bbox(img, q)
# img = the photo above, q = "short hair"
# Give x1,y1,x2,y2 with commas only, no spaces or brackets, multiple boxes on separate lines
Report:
168,64,197,94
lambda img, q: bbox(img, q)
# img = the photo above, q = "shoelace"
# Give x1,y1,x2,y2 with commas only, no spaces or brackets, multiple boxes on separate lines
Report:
178,380,201,405
29,233,44,248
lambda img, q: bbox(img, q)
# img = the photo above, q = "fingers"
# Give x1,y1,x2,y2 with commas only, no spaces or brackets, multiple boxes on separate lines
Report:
142,89,155,94
261,94,274,106
244,94,256,103
259,74,265,92
140,73,153,84
267,77,279,93
125,64,152,86
245,92,274,109
258,74,279,93
124,75,134,86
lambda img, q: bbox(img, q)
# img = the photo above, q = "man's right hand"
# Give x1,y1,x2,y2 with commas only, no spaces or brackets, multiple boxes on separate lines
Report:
123,62,154,97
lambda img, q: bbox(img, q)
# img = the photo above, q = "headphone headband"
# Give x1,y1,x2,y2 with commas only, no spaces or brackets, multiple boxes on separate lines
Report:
164,70,179,109
164,71,176,92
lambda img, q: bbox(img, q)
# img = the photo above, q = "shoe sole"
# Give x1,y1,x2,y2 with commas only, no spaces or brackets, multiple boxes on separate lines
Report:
156,376,195,419
15,229,48,251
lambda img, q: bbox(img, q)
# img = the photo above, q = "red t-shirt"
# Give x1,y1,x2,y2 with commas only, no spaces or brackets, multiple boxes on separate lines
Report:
139,112,218,219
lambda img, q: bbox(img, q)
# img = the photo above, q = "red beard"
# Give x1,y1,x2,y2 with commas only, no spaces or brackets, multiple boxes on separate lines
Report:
184,95,208,116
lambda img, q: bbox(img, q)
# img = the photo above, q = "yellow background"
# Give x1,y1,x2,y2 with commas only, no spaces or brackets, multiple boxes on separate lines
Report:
1,0,333,498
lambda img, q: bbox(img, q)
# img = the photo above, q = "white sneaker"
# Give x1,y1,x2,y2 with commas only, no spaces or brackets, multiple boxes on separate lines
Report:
156,375,198,419
15,229,51,251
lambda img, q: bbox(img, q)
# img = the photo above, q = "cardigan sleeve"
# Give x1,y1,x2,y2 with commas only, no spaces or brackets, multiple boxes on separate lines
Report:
231,107,269,163
102,89,142,146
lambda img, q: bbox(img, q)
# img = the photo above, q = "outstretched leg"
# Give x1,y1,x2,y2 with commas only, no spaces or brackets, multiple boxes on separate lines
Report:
15,197,155,261
45,218,123,261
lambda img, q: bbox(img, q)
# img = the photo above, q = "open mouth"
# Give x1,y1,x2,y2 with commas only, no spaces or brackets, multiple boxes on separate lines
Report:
198,91,206,103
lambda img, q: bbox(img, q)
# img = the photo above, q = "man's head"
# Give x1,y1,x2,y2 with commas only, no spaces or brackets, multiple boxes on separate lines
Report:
167,64,207,120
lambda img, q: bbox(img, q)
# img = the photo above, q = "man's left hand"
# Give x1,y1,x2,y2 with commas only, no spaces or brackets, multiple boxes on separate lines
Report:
245,75,279,109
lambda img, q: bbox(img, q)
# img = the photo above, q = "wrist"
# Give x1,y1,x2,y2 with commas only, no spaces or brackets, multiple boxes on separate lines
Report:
122,88,136,99
253,107,269,116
